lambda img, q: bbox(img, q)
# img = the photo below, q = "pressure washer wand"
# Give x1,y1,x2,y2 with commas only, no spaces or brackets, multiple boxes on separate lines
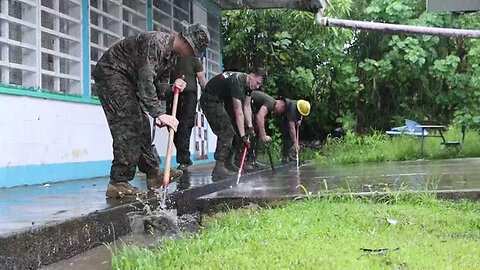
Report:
266,142,275,173
296,122,300,169
236,144,248,185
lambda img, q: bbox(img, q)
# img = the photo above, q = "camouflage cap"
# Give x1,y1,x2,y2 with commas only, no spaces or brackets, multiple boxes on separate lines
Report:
181,21,210,56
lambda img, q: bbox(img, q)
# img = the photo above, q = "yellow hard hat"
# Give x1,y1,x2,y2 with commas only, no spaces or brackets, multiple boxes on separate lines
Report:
296,100,310,116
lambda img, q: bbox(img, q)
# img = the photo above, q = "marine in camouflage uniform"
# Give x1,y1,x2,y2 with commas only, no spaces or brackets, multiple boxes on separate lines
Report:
167,56,206,171
200,69,265,179
92,22,210,198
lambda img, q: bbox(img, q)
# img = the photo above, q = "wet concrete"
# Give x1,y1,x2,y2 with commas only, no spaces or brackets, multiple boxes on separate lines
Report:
42,243,111,270
41,231,160,270
197,158,480,212
0,162,277,269
0,163,222,269
3,158,480,269
0,164,213,235
43,211,200,270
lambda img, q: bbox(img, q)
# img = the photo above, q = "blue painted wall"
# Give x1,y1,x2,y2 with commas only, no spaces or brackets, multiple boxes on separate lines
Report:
0,153,214,188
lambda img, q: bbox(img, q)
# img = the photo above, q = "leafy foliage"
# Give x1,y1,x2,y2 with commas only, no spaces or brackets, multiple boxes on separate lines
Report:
221,0,480,139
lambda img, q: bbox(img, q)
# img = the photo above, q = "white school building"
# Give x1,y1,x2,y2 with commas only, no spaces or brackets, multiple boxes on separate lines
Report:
0,0,223,188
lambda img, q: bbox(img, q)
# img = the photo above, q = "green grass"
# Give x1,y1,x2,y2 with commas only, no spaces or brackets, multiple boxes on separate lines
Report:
314,127,480,165
112,195,480,269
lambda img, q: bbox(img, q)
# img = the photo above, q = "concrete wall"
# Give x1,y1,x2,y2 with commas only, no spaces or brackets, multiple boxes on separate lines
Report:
0,95,112,167
0,93,215,188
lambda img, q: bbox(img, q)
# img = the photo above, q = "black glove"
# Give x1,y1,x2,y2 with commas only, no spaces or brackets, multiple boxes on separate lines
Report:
241,135,250,148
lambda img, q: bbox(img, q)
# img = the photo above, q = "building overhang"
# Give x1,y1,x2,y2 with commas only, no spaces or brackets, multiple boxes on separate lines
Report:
210,0,328,12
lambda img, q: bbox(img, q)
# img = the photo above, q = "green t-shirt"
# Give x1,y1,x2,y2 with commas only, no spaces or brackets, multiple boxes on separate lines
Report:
204,72,250,102
285,99,301,122
251,90,275,116
170,56,203,92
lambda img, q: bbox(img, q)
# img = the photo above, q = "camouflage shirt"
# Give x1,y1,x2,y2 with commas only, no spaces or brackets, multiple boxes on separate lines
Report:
92,32,177,118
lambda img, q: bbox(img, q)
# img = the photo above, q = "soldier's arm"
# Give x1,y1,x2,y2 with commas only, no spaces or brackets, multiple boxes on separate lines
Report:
194,58,207,90
196,71,207,90
154,72,173,100
232,98,246,137
256,105,269,139
137,53,164,118
243,95,253,129
288,120,299,150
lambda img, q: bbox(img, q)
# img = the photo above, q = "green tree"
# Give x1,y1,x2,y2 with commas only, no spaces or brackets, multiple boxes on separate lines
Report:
221,0,480,139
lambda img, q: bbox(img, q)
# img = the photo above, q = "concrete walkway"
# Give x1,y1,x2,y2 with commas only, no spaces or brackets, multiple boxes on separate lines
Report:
2,158,480,269
199,158,480,205
0,163,214,236
0,163,221,269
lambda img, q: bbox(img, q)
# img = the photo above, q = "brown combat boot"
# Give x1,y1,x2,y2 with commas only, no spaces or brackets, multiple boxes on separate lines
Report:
211,161,234,180
146,169,183,190
224,159,239,172
243,161,254,172
106,182,145,198
177,159,193,172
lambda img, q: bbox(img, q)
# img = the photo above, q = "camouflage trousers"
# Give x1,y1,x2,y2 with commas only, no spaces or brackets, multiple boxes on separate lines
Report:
167,91,197,165
94,70,159,183
200,92,234,162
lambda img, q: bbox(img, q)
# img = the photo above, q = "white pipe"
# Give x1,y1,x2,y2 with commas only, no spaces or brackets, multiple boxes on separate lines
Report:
316,14,480,39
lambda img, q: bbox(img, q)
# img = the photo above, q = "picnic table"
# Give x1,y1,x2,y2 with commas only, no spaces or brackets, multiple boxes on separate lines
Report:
416,125,447,155
386,120,466,155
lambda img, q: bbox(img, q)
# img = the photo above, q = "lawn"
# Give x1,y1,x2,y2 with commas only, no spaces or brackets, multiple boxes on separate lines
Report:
313,127,480,165
254,127,480,167
112,194,480,269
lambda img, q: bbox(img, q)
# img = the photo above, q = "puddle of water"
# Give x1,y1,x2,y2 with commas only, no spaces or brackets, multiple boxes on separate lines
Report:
44,205,200,270
202,159,480,199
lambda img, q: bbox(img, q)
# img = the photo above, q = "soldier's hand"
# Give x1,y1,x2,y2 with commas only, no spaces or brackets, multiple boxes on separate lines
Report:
261,135,272,143
247,126,255,137
154,117,165,128
241,135,250,148
173,75,186,93
294,142,300,152
158,115,179,132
